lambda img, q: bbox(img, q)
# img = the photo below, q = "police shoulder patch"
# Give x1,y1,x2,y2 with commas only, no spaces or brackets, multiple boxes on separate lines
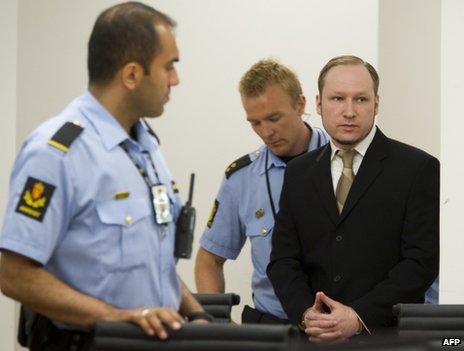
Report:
15,177,56,222
48,121,83,153
207,199,219,228
225,154,251,179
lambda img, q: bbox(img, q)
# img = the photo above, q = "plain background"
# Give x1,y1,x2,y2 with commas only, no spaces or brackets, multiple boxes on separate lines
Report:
1,1,462,350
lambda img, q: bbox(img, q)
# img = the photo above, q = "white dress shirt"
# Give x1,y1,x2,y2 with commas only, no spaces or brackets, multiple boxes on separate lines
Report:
330,125,377,193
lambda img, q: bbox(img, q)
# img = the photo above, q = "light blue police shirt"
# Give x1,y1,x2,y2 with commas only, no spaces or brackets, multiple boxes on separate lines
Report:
200,125,329,319
0,91,182,315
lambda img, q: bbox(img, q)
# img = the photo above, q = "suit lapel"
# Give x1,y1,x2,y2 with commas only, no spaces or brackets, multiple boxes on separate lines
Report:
338,128,389,224
312,144,339,225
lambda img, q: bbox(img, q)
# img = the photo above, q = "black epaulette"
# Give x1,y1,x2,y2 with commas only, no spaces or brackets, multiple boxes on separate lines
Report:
143,118,160,145
225,154,252,179
48,121,83,153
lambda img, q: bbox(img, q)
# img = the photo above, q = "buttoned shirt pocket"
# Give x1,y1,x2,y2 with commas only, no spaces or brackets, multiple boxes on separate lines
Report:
96,198,152,272
245,213,275,274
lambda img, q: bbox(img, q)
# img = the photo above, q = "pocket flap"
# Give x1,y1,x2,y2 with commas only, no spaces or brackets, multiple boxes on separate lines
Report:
96,198,151,226
246,212,274,237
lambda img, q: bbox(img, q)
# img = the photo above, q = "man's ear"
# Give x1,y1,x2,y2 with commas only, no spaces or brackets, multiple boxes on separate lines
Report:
374,95,380,115
296,94,306,115
316,94,322,115
120,62,144,90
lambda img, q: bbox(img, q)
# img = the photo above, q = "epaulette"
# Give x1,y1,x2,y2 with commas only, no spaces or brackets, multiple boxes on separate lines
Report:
143,118,160,145
225,154,252,179
48,121,83,153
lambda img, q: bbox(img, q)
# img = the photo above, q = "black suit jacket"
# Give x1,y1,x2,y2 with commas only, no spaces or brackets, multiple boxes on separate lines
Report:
267,128,439,329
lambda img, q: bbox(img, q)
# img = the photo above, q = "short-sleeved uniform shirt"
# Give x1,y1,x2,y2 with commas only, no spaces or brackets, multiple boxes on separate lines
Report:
200,125,329,319
0,91,182,313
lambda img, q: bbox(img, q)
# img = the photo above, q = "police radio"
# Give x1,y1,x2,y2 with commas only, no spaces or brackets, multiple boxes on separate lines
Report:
174,173,196,259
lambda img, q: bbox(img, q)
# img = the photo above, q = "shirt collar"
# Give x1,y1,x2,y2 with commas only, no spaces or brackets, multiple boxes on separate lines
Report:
306,123,323,151
78,90,130,151
130,120,160,153
330,124,377,160
257,124,317,175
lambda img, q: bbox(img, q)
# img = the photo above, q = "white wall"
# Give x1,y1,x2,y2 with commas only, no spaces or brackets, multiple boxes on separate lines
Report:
378,0,441,158
0,0,18,350
440,0,464,303
14,0,378,326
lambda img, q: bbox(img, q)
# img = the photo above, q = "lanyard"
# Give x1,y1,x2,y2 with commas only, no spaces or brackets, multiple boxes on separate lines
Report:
120,142,160,187
120,142,173,226
264,128,322,220
264,148,277,221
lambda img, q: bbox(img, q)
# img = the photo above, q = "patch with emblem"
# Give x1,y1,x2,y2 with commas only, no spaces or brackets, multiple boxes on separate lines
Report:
225,154,252,179
207,199,219,228
171,180,179,193
255,208,265,218
15,177,56,222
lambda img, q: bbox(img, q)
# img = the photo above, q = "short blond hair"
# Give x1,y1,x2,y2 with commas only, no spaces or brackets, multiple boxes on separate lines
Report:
318,55,379,95
239,59,302,105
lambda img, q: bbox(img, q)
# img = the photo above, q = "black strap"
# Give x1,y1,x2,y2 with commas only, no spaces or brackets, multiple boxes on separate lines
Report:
120,142,171,226
186,311,214,323
120,142,160,188
264,149,277,221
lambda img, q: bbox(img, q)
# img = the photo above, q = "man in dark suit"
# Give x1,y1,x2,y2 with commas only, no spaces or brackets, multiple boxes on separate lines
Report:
267,55,439,341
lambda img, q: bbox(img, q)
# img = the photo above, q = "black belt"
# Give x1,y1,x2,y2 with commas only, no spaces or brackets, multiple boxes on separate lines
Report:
29,315,93,351
241,305,290,325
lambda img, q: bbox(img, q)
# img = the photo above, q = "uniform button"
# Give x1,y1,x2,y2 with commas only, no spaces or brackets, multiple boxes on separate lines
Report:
125,215,133,225
336,235,343,242
260,228,268,236
334,275,341,282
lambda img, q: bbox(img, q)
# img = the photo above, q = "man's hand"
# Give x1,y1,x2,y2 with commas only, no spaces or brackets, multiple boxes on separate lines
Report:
110,307,185,339
304,291,360,343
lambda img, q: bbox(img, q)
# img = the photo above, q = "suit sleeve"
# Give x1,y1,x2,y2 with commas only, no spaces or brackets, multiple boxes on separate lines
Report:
350,156,440,328
267,165,314,325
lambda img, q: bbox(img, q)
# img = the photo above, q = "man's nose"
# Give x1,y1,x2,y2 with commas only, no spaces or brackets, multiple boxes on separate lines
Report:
343,100,356,118
170,68,180,86
261,122,275,139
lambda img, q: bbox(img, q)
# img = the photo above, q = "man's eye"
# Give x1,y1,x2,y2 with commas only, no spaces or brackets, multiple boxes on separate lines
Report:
332,96,343,101
356,97,367,102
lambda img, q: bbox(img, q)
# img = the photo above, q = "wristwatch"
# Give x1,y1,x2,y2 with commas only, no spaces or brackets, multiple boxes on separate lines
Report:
186,311,214,323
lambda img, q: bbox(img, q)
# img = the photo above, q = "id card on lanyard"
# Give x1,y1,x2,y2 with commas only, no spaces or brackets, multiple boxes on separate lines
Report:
151,184,172,224
120,142,173,226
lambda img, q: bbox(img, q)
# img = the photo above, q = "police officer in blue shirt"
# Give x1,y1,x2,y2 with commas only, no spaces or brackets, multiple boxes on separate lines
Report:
0,3,210,350
195,59,329,324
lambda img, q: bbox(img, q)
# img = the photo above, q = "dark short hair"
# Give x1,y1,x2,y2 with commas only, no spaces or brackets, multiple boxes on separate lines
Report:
318,55,379,95
88,1,176,84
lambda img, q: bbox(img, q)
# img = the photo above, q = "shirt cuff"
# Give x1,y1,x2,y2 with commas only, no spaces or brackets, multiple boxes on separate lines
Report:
353,310,371,335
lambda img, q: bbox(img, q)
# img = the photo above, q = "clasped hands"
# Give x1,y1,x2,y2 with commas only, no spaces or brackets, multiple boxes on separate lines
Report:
303,291,361,343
